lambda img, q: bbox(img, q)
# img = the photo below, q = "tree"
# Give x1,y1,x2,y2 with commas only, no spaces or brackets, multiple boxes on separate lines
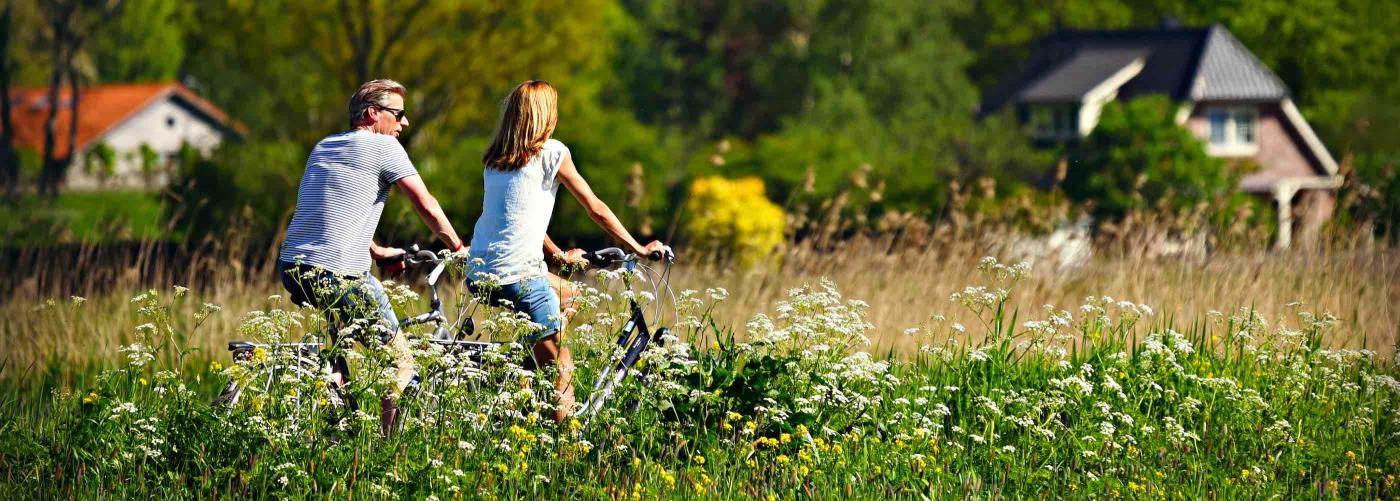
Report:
181,0,616,150
87,0,184,83
37,0,121,198
1063,95,1233,219
0,0,19,199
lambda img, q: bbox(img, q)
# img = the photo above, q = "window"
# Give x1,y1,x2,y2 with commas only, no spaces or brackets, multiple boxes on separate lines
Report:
166,116,177,128
1206,106,1258,155
1029,104,1079,139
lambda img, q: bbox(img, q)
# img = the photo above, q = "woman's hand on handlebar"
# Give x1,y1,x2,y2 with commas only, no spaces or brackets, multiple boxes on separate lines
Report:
637,240,671,261
557,248,587,266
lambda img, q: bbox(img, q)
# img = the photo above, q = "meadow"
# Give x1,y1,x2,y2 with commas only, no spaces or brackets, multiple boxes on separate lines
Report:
1,228,1397,498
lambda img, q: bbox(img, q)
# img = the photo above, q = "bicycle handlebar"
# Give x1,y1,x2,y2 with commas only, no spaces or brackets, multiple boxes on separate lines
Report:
583,245,674,267
375,243,674,271
374,245,442,271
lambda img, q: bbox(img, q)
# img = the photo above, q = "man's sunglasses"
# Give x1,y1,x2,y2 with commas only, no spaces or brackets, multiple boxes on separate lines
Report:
374,104,406,121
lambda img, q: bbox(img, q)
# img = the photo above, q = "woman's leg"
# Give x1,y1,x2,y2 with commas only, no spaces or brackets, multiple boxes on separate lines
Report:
531,336,575,424
547,272,580,319
521,276,575,423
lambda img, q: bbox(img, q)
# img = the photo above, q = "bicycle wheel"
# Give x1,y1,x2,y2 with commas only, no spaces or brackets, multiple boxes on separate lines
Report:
213,360,341,429
398,343,496,430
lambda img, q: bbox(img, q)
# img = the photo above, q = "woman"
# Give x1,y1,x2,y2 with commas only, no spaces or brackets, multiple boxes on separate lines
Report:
469,80,668,423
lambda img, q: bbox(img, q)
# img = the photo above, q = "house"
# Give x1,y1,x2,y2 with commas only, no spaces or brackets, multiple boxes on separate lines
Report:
979,24,1341,249
9,82,242,190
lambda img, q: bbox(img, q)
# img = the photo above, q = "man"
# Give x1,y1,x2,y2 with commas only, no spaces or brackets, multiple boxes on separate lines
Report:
278,79,464,434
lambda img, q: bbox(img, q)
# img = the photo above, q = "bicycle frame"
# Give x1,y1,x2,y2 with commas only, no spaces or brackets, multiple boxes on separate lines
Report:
574,251,674,422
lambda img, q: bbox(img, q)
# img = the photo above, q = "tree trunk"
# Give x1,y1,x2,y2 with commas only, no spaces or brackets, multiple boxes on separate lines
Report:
61,63,80,190
40,51,67,198
0,1,19,200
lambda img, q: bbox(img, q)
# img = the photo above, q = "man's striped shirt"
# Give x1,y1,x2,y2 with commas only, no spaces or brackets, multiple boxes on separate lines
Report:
279,130,418,275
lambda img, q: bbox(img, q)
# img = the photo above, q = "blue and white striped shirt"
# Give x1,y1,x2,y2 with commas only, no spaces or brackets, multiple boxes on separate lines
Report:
279,130,418,275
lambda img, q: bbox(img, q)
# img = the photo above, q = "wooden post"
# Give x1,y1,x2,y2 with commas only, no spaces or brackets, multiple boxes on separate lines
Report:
1273,183,1297,250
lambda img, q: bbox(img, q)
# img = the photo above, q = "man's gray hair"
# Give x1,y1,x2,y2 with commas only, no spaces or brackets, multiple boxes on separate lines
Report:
348,79,407,127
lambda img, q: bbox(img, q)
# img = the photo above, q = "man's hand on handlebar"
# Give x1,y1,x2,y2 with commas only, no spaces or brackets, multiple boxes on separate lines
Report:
375,250,408,275
370,245,405,261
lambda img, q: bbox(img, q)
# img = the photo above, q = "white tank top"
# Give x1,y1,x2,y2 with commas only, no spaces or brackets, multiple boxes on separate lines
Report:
468,139,570,285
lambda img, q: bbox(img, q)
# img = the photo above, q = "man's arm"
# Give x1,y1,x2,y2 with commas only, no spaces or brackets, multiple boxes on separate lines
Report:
395,174,465,251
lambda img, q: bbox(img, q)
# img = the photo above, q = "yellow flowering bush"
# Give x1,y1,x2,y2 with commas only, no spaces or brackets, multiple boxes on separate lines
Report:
683,176,785,267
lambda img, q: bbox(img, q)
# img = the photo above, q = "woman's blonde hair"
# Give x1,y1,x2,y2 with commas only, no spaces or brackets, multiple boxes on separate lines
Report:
483,80,558,170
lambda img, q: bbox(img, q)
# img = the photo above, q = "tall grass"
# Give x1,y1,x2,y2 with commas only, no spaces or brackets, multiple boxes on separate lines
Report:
4,226,1395,390
1,255,1396,498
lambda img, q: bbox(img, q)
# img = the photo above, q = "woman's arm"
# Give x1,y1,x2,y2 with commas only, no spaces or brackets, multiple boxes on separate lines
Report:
556,154,662,257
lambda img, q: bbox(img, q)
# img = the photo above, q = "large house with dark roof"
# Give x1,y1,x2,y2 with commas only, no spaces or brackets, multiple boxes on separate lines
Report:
980,24,1340,248
9,82,242,190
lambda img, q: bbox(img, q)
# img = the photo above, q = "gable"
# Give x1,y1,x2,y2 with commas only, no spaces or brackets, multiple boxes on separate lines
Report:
1189,26,1289,101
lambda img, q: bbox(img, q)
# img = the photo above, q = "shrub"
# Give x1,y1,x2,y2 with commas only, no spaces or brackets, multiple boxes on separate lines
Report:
682,176,784,267
163,141,305,241
1064,95,1236,219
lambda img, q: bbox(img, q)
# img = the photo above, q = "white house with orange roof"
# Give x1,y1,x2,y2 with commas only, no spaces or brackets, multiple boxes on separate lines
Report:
9,82,242,190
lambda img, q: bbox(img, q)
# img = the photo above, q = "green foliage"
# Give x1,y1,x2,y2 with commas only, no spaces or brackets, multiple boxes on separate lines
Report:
82,142,115,185
180,0,617,148
1064,96,1234,219
163,142,304,240
88,0,187,82
9,0,1396,242
0,190,167,245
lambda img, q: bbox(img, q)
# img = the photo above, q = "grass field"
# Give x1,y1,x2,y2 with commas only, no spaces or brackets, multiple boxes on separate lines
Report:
0,235,1397,497
0,191,169,245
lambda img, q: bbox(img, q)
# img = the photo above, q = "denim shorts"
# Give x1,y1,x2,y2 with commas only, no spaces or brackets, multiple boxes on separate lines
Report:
476,275,562,343
277,261,399,339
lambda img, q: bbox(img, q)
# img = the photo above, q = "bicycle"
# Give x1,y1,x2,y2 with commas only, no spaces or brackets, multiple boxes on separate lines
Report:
214,245,679,431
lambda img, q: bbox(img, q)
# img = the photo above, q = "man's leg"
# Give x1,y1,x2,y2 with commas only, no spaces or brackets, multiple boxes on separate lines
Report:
357,273,414,435
282,262,351,387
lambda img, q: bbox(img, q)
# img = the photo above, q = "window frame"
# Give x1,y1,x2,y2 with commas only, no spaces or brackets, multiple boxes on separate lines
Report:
1028,103,1080,140
1205,105,1260,156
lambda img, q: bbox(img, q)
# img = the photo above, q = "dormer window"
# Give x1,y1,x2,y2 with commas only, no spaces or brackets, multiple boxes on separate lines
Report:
1206,106,1258,156
1029,104,1079,140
